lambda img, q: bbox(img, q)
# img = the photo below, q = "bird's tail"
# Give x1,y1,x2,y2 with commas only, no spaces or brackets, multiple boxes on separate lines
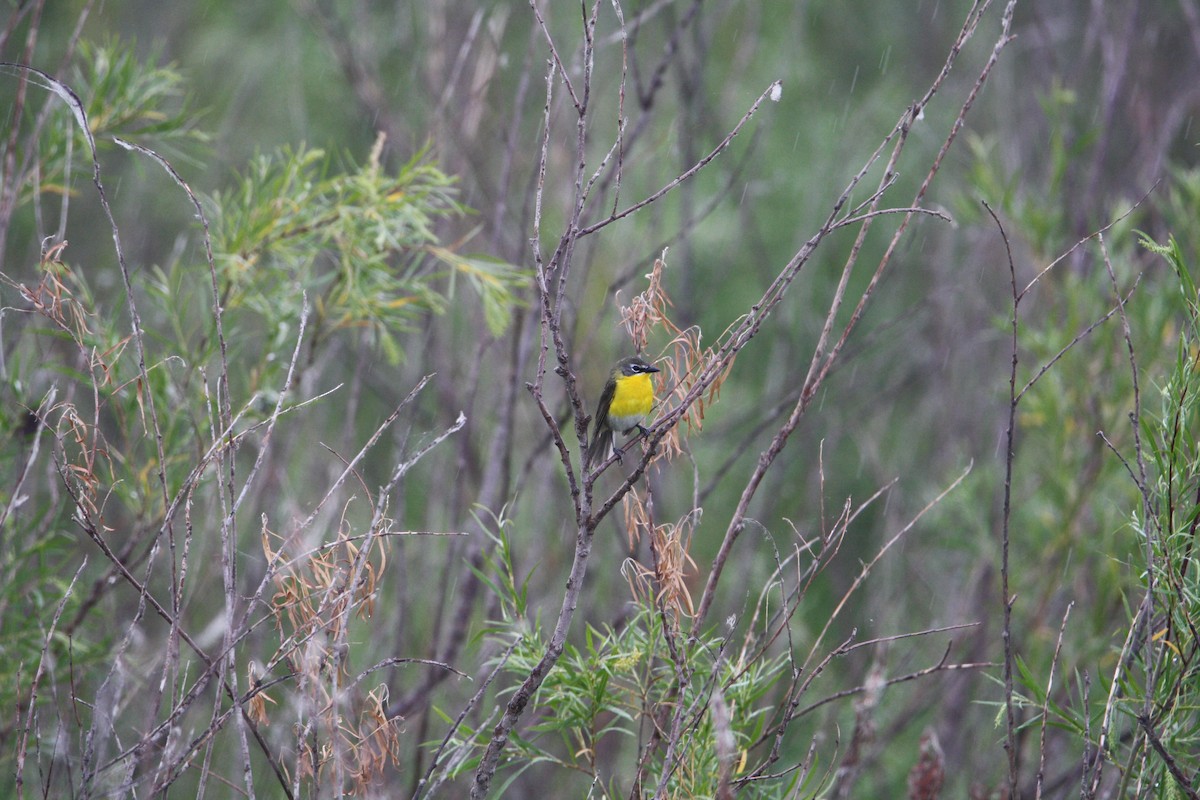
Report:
586,427,613,468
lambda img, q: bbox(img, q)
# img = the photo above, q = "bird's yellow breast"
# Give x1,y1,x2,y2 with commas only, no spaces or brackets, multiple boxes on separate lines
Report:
608,372,655,432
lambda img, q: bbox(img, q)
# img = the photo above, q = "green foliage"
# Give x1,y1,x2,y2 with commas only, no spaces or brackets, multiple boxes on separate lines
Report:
448,603,797,797
4,39,206,212
72,39,200,143
470,507,533,625
210,142,525,364
444,514,806,797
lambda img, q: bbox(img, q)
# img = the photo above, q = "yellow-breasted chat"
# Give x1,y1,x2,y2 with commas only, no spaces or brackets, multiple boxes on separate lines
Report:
587,355,660,467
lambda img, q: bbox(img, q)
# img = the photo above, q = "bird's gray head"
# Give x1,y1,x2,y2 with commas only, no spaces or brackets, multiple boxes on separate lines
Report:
618,356,661,377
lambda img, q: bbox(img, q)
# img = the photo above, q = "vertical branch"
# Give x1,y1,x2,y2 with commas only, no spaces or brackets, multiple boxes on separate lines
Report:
1035,602,1073,800
527,56,589,518
987,200,1022,798
473,4,605,795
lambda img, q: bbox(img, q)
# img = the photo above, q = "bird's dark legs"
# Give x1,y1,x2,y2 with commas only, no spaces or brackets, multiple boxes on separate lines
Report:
613,424,653,463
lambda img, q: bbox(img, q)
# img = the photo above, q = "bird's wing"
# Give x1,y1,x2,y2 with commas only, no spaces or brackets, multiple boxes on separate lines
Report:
586,378,618,466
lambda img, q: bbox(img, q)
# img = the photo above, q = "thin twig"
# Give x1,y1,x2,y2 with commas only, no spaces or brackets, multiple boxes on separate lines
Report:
1036,602,1074,800
988,198,1022,799
415,637,521,800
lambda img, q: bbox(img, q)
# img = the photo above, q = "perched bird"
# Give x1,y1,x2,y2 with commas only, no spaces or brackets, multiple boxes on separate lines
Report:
587,355,660,467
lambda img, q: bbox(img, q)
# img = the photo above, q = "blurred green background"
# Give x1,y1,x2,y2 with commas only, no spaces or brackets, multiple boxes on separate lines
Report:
3,0,1199,797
